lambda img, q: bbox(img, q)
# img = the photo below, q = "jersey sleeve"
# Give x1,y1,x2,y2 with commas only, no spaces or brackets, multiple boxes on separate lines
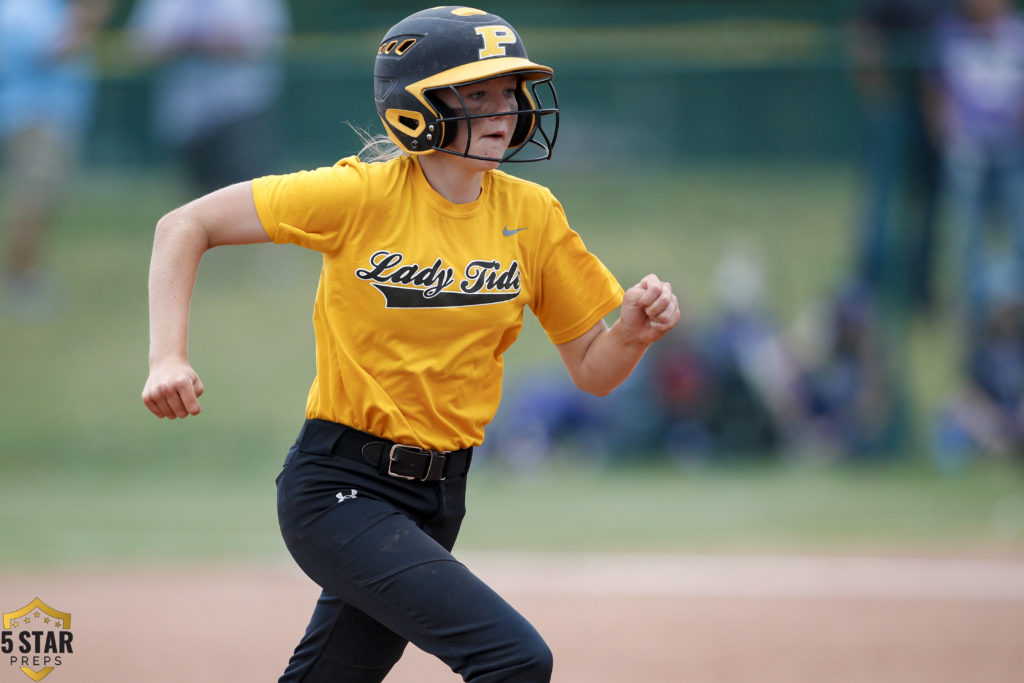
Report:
530,198,625,345
251,156,368,254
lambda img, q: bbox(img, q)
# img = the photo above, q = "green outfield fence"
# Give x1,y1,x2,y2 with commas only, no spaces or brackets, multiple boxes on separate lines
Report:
89,0,861,170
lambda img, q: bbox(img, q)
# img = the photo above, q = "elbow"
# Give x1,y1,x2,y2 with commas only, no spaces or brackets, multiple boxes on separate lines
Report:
570,374,615,398
154,206,210,251
584,380,614,397
153,212,174,240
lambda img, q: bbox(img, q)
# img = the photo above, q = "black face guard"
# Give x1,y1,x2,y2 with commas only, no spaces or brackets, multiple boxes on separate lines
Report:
428,76,559,163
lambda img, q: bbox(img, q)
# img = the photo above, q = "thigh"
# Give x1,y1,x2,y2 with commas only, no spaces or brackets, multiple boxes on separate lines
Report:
281,485,544,681
276,424,547,682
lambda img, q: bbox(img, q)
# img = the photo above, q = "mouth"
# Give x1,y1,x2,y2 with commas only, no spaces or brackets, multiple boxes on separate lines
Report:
480,131,508,143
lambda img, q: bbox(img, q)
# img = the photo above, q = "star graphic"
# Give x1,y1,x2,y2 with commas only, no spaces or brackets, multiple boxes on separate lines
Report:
24,616,31,624
10,620,17,628
44,617,51,624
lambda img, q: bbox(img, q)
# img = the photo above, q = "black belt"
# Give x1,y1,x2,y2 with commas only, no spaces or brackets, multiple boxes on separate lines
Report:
308,420,472,482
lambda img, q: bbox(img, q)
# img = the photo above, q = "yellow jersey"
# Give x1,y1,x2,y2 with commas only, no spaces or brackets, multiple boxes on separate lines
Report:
252,154,623,450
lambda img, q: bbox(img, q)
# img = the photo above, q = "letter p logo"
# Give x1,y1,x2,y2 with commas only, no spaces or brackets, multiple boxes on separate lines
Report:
475,25,517,59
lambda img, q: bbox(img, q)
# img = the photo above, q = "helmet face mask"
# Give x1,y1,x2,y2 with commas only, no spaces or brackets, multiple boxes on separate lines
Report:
374,7,560,163
426,74,559,163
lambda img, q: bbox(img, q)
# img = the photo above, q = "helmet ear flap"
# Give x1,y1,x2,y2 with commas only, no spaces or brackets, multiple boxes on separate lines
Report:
509,89,536,148
431,97,458,148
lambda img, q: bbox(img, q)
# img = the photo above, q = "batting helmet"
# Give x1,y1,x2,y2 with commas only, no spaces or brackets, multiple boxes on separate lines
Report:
373,6,559,162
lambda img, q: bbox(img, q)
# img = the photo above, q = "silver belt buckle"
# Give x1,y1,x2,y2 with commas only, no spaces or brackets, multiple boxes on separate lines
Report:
387,444,420,480
387,444,448,481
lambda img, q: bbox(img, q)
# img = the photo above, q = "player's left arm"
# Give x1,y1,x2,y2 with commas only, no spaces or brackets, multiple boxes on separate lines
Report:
556,273,679,396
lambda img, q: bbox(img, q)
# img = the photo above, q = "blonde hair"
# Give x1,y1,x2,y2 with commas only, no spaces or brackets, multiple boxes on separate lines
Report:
347,123,406,163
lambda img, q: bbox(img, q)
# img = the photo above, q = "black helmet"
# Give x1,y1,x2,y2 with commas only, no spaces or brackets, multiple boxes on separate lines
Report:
374,6,559,162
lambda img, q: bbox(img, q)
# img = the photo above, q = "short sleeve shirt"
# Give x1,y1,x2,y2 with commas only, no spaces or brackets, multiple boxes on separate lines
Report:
252,155,623,450
933,11,1024,146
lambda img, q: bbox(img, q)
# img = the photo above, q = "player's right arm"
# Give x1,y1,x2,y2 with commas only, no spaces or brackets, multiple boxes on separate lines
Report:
142,181,270,419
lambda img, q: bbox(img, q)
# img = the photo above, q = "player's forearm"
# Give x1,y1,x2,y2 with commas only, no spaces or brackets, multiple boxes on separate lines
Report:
147,211,210,366
566,321,648,397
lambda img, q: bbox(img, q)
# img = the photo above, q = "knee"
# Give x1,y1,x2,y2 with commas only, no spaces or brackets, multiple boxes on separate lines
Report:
482,631,553,682
519,637,553,681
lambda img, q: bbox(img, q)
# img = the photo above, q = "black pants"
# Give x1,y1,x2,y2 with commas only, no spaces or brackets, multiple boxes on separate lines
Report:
276,419,552,682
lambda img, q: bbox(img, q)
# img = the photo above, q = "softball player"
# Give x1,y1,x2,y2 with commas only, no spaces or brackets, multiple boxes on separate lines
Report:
142,6,680,682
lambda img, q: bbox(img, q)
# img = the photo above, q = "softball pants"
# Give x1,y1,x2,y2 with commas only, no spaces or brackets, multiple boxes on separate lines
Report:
276,419,552,682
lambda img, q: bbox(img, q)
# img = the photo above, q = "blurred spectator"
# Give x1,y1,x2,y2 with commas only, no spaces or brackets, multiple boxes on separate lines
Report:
651,247,808,464
933,255,1024,468
487,254,913,466
0,0,111,316
127,0,290,196
649,322,716,466
698,248,804,459
477,367,644,471
923,0,1024,336
847,0,946,314
796,285,909,460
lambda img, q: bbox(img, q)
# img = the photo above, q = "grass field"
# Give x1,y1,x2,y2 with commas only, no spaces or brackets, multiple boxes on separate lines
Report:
1,163,1021,569
2,458,1022,566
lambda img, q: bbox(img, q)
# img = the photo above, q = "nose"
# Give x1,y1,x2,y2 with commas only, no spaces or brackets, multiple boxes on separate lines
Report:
485,93,517,118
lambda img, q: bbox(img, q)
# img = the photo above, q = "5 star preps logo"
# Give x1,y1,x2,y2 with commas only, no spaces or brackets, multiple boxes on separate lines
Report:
2,598,73,681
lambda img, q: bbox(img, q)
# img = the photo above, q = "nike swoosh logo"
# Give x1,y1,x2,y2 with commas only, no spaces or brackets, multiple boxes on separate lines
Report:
502,225,529,237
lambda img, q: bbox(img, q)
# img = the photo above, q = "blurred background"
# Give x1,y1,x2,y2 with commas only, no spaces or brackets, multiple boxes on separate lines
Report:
2,0,1024,567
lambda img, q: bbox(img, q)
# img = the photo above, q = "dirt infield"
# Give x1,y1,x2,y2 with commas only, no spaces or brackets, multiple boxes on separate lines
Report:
3,553,1024,682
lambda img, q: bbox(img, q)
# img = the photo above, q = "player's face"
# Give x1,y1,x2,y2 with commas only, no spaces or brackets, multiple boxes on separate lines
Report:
436,75,520,165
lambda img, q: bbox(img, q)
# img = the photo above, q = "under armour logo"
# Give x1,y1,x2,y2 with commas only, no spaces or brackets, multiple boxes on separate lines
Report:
336,489,358,503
